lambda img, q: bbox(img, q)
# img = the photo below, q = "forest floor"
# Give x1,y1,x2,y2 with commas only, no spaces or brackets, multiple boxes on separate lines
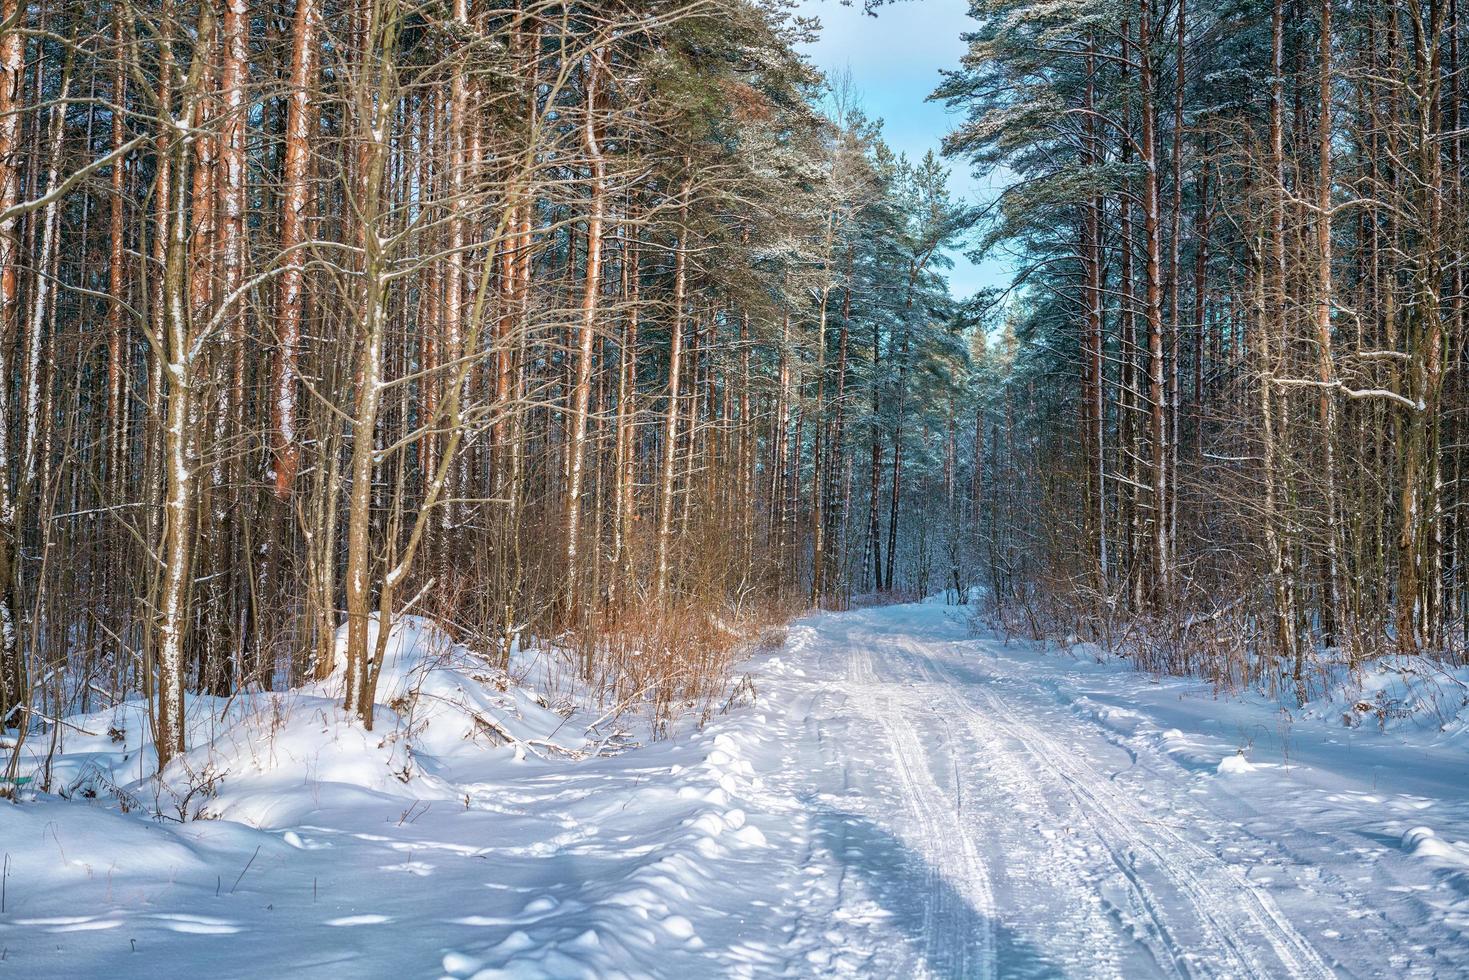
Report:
4,600,1469,978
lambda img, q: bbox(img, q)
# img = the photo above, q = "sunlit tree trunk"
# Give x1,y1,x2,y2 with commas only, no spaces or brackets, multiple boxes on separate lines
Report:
565,51,605,622
654,175,690,605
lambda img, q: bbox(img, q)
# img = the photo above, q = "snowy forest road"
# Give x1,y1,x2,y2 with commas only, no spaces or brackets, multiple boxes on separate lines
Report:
755,601,1469,978
8,600,1469,979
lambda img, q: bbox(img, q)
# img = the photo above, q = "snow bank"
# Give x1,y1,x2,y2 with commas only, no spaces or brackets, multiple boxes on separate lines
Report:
12,616,600,830
1402,826,1469,938
0,613,787,977
46,616,774,975
1298,656,1469,736
1053,626,1469,740
315,615,594,762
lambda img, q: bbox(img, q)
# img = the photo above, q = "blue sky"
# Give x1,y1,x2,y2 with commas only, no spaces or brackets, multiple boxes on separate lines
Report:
796,0,1011,299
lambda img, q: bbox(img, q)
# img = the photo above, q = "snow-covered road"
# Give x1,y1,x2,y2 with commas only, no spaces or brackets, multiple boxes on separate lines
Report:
774,606,1330,978
6,600,1469,977
751,601,1469,978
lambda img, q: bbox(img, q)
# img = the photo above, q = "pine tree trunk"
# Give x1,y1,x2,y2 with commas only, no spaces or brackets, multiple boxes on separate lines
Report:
1138,0,1172,603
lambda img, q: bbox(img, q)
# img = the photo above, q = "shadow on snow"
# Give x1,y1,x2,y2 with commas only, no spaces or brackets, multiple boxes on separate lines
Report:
810,805,1065,979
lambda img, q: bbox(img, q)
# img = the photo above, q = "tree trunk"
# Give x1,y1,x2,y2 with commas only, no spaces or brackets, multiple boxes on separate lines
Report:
272,0,315,501
1138,0,1171,602
565,51,605,622
654,175,691,604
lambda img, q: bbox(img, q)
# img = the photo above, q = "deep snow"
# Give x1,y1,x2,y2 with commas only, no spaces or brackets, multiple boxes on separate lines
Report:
4,601,1469,977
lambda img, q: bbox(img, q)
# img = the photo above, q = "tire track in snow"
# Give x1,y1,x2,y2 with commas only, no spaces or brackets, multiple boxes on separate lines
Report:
911,640,1335,980
890,657,1139,978
846,644,997,980
869,626,1182,978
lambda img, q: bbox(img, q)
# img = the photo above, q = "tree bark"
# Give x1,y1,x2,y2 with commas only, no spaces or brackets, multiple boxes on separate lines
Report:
654,174,690,605
565,51,605,622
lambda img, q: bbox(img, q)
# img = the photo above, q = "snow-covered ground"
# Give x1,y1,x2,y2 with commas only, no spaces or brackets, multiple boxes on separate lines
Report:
4,601,1469,977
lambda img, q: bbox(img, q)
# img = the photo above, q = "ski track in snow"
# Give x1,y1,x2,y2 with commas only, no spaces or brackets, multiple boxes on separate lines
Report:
848,642,996,978
7,600,1469,978
920,642,1331,979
